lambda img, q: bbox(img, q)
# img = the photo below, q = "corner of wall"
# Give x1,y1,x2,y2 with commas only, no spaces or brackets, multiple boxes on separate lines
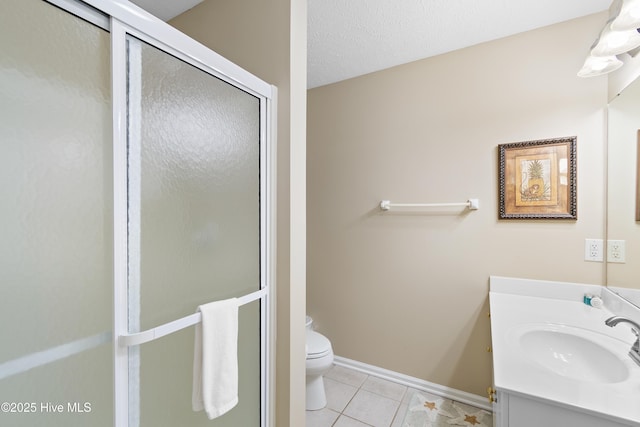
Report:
608,53,640,101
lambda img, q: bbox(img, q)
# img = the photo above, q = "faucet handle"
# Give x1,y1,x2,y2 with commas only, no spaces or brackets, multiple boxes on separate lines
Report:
631,327,640,353
605,316,640,362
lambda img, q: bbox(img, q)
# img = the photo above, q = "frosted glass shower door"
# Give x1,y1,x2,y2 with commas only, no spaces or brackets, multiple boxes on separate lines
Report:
0,0,112,426
120,32,268,427
2,1,271,425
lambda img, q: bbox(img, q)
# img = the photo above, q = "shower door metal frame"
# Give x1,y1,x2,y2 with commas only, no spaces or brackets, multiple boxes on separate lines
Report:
45,1,276,426
110,9,275,427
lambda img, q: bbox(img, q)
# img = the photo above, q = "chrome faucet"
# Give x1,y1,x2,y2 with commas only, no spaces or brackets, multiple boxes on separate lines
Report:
605,316,640,367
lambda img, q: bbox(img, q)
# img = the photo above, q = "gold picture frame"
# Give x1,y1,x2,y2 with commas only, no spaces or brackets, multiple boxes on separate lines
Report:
498,136,577,219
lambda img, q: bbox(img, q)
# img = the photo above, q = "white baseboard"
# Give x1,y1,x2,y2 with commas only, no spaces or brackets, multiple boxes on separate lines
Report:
333,355,493,412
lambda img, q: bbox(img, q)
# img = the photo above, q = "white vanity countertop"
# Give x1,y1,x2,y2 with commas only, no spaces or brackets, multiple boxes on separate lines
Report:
490,276,640,426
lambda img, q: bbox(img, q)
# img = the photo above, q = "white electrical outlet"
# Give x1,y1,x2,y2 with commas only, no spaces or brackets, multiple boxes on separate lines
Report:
607,239,626,263
585,239,603,262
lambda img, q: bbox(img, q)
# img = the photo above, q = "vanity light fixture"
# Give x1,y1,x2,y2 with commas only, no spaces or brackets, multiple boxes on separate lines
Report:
578,0,640,77
591,24,640,56
577,54,623,77
611,0,640,31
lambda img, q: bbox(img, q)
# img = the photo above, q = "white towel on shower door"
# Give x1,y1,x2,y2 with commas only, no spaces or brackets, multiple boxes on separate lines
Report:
192,297,239,419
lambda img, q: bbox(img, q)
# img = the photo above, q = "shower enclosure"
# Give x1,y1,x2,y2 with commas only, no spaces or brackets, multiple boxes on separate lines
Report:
0,0,274,426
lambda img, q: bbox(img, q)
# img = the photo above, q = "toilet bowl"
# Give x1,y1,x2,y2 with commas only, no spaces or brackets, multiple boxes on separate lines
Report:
305,316,334,411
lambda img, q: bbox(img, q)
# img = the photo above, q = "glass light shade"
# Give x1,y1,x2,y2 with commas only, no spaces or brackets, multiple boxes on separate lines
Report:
591,23,640,56
577,55,623,77
611,0,640,31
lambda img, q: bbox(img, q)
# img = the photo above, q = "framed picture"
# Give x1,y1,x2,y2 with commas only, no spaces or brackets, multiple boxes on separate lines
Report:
498,136,577,219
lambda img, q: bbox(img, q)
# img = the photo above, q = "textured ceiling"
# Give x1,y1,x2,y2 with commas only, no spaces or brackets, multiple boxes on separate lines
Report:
131,0,611,88
308,0,611,88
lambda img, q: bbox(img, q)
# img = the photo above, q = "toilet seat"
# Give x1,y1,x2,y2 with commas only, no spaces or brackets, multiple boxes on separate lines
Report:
304,323,334,410
306,330,332,359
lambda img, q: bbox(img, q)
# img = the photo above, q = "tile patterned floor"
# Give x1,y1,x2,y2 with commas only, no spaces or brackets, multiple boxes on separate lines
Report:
306,364,493,427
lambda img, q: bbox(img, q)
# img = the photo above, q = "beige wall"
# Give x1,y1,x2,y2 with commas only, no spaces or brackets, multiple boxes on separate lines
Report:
307,13,608,396
171,1,307,425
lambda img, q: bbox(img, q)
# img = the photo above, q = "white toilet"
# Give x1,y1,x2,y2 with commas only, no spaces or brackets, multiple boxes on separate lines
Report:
305,316,334,410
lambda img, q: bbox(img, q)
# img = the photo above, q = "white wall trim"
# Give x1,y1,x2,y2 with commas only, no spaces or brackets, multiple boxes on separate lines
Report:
333,356,492,412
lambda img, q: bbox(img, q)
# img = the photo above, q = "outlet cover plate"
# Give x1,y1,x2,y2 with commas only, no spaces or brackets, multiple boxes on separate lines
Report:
585,238,603,262
607,239,626,263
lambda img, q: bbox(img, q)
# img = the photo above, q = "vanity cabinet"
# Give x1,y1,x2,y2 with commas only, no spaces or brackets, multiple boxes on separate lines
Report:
489,276,640,427
493,390,636,427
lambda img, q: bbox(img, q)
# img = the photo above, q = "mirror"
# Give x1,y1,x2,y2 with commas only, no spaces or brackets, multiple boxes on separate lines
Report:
607,74,640,306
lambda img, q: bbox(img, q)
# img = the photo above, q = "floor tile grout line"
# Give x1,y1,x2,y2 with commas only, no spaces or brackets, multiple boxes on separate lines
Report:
343,371,402,427
309,364,492,427
338,374,366,419
327,367,403,427
328,369,408,403
331,413,376,427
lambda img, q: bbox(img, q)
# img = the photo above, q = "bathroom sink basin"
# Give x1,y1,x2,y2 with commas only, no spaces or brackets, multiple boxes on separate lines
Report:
515,325,630,384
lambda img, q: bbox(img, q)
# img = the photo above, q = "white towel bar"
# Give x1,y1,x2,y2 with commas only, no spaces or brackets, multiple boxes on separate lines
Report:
119,288,267,347
380,199,479,211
